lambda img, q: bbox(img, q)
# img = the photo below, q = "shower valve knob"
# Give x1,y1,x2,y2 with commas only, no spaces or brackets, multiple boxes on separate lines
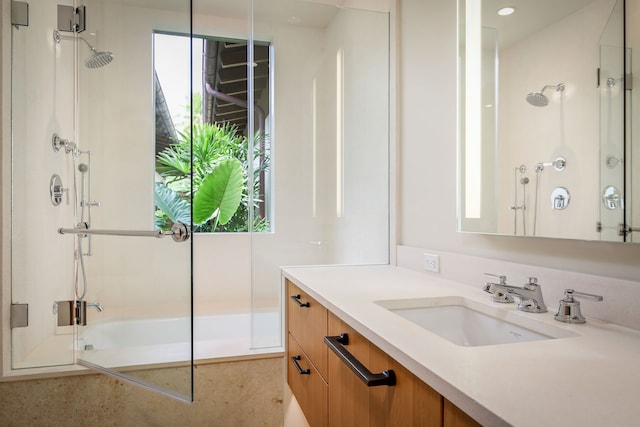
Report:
50,174,70,206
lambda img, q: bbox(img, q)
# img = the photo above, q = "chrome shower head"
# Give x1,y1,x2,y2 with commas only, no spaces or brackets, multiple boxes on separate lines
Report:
526,83,565,107
85,48,114,69
526,92,549,107
54,30,114,69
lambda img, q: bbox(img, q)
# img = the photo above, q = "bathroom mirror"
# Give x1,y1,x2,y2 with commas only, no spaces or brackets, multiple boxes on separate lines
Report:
458,0,638,242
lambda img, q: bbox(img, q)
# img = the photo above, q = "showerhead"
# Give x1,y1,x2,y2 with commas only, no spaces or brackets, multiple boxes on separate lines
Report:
85,49,114,69
526,83,565,107
54,30,114,69
526,92,549,107
78,163,89,173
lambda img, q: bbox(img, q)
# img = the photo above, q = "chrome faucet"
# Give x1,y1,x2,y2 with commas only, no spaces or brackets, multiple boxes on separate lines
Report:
87,302,104,312
483,276,547,313
483,274,514,303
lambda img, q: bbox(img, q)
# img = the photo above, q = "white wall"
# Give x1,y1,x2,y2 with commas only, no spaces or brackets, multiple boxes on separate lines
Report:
398,0,640,283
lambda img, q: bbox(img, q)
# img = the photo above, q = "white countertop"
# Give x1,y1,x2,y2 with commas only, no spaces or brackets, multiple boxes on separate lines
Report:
282,265,640,427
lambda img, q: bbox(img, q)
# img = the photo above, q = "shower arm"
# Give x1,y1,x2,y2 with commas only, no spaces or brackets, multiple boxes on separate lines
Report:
58,222,190,242
54,30,98,52
540,84,565,93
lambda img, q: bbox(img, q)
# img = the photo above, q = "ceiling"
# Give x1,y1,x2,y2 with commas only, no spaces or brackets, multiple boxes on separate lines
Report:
481,0,600,49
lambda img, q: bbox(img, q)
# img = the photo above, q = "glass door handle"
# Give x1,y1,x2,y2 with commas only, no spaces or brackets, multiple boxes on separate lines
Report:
58,222,190,242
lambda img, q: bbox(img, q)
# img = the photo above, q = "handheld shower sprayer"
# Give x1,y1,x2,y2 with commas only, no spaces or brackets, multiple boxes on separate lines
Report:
54,30,114,69
526,83,565,107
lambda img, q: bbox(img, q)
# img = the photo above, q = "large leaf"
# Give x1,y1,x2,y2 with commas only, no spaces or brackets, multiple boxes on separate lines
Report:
193,158,244,225
154,182,191,225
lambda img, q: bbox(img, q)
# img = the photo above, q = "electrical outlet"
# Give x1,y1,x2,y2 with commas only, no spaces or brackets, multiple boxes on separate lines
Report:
423,253,440,273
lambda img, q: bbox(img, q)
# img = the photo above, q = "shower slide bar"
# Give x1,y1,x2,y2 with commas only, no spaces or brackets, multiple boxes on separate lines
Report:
58,222,190,242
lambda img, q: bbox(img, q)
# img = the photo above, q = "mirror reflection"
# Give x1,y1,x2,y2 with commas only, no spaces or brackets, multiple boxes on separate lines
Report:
458,0,638,242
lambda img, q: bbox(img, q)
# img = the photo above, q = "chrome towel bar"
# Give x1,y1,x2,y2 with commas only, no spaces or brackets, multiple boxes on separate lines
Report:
58,222,190,242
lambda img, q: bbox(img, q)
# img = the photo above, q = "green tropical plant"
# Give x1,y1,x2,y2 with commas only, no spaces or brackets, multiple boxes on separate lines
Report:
192,158,244,228
155,121,270,233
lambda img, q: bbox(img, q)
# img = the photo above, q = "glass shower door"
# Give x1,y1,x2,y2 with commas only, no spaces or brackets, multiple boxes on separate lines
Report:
10,0,76,371
72,0,194,401
10,0,194,402
598,0,625,241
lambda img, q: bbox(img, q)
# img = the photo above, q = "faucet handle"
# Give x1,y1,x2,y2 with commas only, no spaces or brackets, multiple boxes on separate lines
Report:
483,274,514,303
563,289,603,302
524,276,539,290
554,289,603,324
484,273,507,285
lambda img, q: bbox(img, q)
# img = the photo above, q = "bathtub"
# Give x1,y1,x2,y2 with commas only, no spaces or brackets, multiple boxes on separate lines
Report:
77,311,283,368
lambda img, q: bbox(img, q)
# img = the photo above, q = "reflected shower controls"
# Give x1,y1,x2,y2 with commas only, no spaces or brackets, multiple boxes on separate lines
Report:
52,133,77,155
602,186,621,210
536,156,566,172
50,174,67,206
551,187,570,210
606,155,623,169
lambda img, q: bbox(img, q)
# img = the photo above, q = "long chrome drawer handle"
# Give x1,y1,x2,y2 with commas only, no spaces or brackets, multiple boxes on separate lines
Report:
324,333,396,387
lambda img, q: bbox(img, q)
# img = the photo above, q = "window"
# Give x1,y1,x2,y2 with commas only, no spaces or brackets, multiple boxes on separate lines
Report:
153,33,271,232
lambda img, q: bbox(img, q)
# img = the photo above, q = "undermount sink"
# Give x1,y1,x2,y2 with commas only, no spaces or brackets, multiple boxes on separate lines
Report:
376,296,577,347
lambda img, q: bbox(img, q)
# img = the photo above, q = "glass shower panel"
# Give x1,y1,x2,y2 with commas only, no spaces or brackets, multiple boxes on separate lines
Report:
10,0,76,369
598,0,625,241
250,2,391,349
72,0,193,401
627,0,639,243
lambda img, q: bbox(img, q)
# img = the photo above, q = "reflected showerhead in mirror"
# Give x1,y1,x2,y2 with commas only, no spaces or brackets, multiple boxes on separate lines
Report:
85,49,114,69
526,83,565,107
53,30,114,69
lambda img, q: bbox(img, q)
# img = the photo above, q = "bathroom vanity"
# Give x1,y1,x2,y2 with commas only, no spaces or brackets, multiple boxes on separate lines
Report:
283,265,640,426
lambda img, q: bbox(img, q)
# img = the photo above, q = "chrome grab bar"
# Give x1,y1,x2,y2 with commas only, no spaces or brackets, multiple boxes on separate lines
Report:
58,222,190,242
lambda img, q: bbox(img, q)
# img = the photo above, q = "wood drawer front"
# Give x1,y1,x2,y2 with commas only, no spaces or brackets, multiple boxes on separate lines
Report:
287,334,328,427
444,399,482,427
328,312,444,427
286,280,328,378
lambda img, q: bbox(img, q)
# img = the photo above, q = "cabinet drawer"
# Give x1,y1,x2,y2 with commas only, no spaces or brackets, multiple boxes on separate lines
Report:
444,399,481,427
286,280,328,378
287,333,328,427
327,312,443,426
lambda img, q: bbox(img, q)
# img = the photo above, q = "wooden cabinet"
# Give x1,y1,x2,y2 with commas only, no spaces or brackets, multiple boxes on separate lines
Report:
285,279,481,427
287,280,328,378
287,334,328,427
327,312,443,427
443,400,482,427
286,280,328,427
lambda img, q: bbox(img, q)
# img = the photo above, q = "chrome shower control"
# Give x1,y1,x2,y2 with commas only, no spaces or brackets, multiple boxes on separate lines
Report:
51,133,77,154
554,289,603,324
50,174,68,206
